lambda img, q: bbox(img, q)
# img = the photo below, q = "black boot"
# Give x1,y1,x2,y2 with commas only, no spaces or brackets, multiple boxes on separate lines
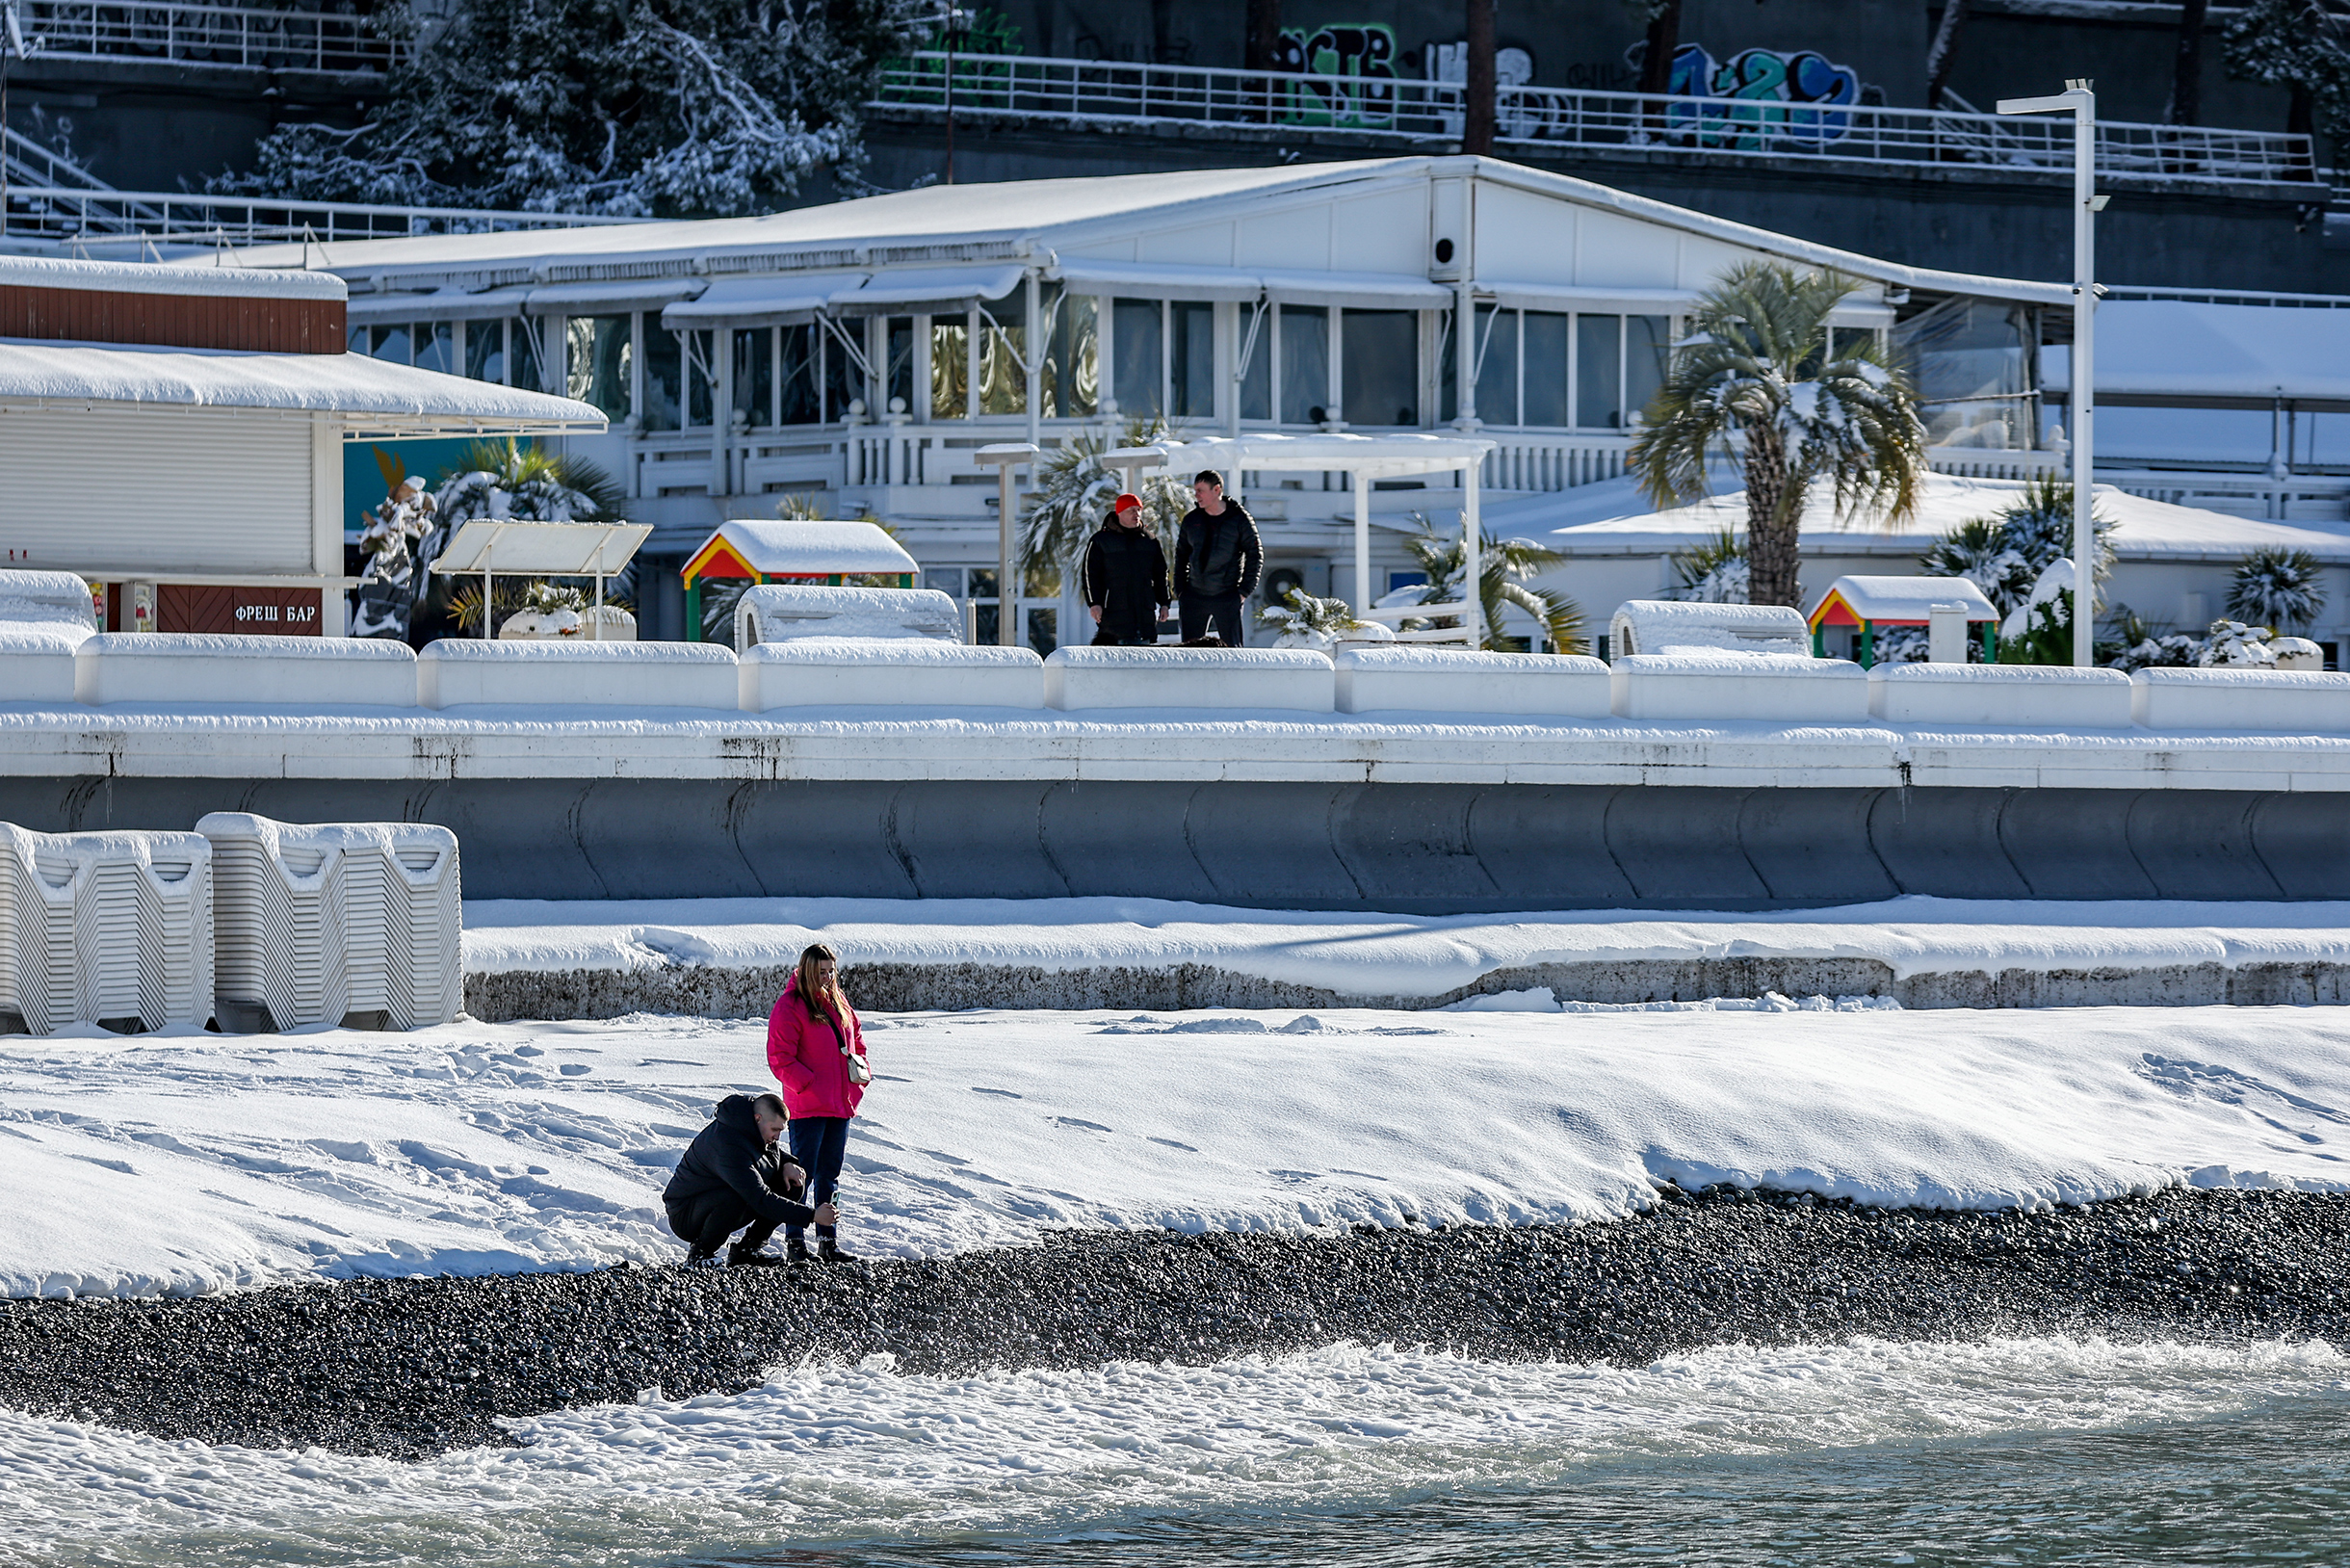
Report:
727,1240,787,1267
817,1237,860,1264
785,1236,814,1265
683,1245,721,1269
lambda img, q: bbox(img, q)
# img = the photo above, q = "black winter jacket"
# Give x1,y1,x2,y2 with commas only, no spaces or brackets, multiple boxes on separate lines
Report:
662,1094,815,1226
1176,502,1264,600
1081,519,1170,634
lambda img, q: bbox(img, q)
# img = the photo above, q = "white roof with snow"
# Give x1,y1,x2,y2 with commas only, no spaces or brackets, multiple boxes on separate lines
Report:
220,158,2068,312
2044,301,2350,404
1528,473,2350,564
700,519,920,577
1813,576,2000,623
0,339,605,434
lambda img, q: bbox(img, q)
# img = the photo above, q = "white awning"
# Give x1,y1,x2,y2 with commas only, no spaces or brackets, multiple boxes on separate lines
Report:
348,284,536,326
831,263,1028,318
435,519,652,576
1259,270,1454,310
2043,300,2350,404
525,277,708,314
661,272,871,329
1108,431,1494,480
1475,280,1697,314
1047,258,1266,302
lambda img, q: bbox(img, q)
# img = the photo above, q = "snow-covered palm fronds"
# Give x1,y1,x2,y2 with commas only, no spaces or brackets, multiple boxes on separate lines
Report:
1257,588,1380,650
1629,262,1927,609
2199,618,2280,666
1017,417,1189,586
1665,528,1750,603
1920,479,2112,615
2226,546,2328,634
212,0,926,217
1399,519,1588,654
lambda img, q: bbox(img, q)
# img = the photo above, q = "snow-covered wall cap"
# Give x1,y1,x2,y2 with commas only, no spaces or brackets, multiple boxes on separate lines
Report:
1333,647,1606,674
1870,663,2128,685
1612,651,1863,677
0,254,346,301
77,632,416,660
0,569,95,631
2132,666,2350,692
0,340,604,428
1812,575,1999,623
1046,646,1334,671
742,638,1041,666
419,639,737,665
709,519,919,576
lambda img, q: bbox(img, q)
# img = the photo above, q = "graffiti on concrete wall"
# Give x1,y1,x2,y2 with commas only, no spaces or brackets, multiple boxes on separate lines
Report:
1664,43,1861,147
1272,24,1398,128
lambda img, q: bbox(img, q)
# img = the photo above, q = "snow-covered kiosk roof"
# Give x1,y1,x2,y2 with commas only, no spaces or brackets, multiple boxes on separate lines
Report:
1809,576,2000,629
685,520,919,583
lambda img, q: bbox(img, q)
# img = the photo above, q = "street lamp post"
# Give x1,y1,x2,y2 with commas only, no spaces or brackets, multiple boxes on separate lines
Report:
973,442,1038,647
1998,79,2107,668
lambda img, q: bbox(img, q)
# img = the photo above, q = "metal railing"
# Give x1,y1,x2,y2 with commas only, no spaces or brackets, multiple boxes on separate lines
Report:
2,126,114,192
873,52,2315,188
3,186,640,246
5,0,400,72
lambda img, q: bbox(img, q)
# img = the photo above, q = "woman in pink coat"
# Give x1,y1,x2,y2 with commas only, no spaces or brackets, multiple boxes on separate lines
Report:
765,942,871,1264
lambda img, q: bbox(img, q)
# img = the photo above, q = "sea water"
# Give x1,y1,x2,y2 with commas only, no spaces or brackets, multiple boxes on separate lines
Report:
3,1335,2346,1567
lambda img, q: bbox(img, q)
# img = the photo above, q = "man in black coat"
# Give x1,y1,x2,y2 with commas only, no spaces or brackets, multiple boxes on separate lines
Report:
1175,469,1263,646
1081,491,1170,645
663,1092,834,1267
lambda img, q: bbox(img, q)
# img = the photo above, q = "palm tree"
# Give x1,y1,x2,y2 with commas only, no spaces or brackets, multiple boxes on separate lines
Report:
1016,415,1190,592
1629,262,1927,608
1398,519,1586,653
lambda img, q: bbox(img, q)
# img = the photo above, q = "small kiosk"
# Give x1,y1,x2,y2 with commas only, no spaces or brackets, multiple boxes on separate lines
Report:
1808,576,2001,666
681,519,919,642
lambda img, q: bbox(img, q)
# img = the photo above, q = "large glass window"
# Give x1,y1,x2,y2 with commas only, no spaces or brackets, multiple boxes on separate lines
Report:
1475,306,1521,426
827,323,867,422
642,327,684,432
1576,314,1623,430
369,324,411,364
885,317,916,415
1040,287,1098,418
1894,297,2036,450
1240,302,1271,421
465,319,507,384
779,324,821,425
565,314,633,420
1112,298,1162,416
1279,305,1329,425
1171,300,1215,420
1626,315,1668,426
1522,311,1572,428
686,329,715,427
414,321,455,375
1342,308,1416,427
734,327,772,427
979,291,1027,416
929,318,968,419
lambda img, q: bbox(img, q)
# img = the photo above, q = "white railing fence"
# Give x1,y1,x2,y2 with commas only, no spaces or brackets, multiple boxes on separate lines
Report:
1,186,638,247
873,52,2315,189
6,0,401,72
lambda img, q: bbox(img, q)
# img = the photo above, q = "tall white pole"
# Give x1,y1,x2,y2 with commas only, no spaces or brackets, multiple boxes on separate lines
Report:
998,460,1017,647
2070,84,2097,669
1463,459,1482,649
1354,470,1372,615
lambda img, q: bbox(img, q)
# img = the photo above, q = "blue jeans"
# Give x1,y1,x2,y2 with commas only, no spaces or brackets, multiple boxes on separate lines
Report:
787,1116,849,1239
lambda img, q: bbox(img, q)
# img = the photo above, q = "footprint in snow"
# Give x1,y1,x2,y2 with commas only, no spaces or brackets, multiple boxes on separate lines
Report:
1149,1137,1199,1152
1056,1116,1113,1134
970,1086,1022,1099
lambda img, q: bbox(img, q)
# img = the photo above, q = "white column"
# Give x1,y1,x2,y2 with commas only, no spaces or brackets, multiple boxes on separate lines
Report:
1025,273,1042,448
999,459,1018,646
1463,458,1482,648
1354,467,1371,614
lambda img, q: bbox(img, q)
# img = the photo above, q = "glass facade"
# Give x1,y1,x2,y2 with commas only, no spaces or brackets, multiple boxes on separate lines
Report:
566,315,633,421
930,319,969,419
1171,300,1215,420
978,292,1027,416
1279,305,1329,425
1040,288,1098,419
1894,297,2036,450
1341,308,1416,427
734,327,772,427
642,327,684,431
780,324,822,425
1112,298,1162,416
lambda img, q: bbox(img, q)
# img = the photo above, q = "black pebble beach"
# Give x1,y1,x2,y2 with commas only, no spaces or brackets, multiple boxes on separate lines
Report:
3,1185,2346,1461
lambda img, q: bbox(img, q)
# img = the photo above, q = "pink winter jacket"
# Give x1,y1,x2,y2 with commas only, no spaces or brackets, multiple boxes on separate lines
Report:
766,977,868,1120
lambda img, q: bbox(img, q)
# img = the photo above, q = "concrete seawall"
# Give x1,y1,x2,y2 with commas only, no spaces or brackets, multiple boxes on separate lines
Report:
8,776,2350,912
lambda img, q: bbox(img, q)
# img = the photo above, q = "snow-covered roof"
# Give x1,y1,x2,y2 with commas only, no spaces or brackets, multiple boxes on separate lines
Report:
218,157,2067,310
2044,301,2350,404
0,339,605,434
1812,576,2001,624
700,519,920,577
0,254,345,301
1528,472,2350,565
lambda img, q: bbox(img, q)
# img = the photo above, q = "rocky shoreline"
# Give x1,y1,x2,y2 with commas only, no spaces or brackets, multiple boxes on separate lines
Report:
2,1185,2345,1461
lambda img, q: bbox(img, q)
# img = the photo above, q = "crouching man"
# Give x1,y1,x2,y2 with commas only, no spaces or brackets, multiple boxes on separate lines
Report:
664,1092,836,1267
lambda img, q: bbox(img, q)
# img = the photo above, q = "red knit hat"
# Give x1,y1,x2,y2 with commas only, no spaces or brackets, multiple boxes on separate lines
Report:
1113,492,1142,514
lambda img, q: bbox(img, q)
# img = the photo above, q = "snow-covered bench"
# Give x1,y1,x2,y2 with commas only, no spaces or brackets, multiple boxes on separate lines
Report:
418,640,739,710
75,634,418,708
1043,646,1335,712
1334,646,1611,717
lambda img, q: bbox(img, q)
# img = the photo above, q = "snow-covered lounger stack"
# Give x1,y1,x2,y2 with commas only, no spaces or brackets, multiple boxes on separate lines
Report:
197,813,462,1032
0,823,212,1036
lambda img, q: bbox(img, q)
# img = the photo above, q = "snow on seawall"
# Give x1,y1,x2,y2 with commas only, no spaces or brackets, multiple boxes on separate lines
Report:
6,1001,2350,1299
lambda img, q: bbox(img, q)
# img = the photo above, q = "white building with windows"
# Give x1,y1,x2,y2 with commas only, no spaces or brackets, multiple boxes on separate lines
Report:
229,156,2069,644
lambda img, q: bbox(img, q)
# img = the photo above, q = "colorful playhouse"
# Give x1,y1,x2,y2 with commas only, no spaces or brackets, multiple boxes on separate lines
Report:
1807,577,2001,666
680,519,920,642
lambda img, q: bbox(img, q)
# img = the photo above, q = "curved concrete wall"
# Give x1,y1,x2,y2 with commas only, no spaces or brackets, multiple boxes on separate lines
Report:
0,775,2344,909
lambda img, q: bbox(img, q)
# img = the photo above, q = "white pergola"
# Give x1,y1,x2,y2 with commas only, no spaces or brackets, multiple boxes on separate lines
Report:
1100,432,1497,644
434,519,654,637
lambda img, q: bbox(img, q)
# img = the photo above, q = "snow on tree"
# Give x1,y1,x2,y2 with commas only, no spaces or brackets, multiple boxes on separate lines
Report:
1664,528,1751,604
1919,477,2114,615
213,0,926,216
2199,618,2280,666
2226,545,2328,633
1257,588,1386,651
2223,0,2350,153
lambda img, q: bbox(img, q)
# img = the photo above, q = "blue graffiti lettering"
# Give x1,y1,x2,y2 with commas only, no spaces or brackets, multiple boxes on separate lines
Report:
1663,43,1859,149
